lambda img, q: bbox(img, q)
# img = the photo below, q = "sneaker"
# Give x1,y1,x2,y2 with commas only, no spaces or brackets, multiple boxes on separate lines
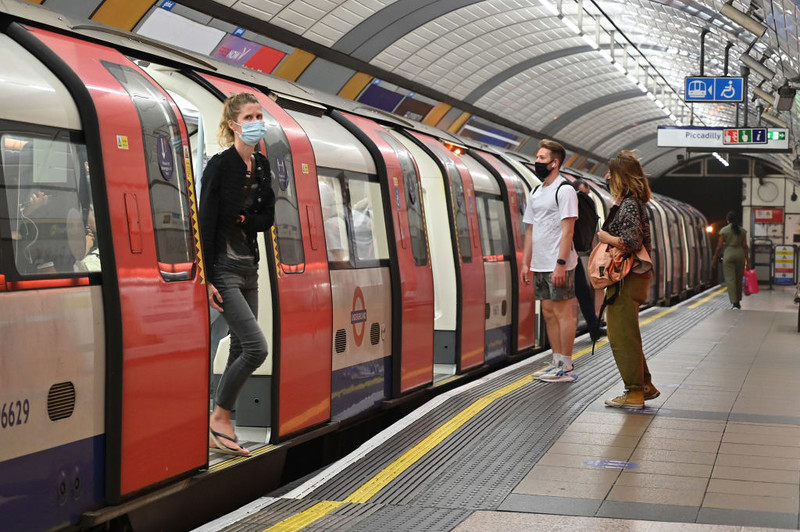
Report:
604,390,644,409
732,302,741,309
538,369,578,383
643,384,660,401
533,363,559,378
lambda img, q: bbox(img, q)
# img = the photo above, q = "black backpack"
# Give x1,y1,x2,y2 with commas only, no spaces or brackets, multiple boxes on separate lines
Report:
533,181,599,253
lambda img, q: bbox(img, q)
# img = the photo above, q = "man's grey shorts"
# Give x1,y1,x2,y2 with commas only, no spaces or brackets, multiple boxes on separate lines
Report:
534,269,576,301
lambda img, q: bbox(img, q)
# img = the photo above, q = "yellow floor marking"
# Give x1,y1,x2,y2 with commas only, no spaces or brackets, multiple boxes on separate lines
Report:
209,444,277,473
265,290,722,530
688,287,726,309
264,376,533,531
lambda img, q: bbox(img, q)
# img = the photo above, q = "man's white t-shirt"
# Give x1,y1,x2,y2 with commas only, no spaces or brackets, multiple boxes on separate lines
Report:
522,175,579,272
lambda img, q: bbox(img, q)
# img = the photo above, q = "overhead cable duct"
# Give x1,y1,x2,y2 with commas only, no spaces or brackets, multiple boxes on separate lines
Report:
719,1,767,37
739,53,776,81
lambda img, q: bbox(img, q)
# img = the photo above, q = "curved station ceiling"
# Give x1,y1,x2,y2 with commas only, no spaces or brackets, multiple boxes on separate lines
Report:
12,0,800,178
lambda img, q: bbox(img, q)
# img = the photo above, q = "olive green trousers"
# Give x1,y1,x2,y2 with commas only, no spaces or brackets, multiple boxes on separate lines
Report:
606,275,651,392
723,256,745,305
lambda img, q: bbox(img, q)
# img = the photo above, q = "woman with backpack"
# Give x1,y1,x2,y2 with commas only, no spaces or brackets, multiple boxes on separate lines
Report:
598,151,657,410
712,211,750,309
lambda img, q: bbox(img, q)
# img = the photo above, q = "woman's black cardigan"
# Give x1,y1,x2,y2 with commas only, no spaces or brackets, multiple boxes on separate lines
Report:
199,146,275,283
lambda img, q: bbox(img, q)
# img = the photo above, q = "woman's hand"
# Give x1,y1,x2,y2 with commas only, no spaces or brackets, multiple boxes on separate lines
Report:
597,229,618,246
208,282,223,312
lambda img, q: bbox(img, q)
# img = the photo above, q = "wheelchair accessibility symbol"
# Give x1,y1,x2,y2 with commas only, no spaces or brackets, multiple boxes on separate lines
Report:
720,80,735,99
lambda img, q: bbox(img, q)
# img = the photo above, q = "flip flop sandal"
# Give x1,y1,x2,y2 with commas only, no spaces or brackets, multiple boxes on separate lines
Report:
209,429,249,456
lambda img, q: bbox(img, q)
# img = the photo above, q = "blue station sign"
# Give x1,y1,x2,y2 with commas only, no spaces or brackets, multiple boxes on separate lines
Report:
684,77,744,102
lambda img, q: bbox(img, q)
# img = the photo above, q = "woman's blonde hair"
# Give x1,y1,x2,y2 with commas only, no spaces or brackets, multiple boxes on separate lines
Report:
217,92,260,148
607,150,652,203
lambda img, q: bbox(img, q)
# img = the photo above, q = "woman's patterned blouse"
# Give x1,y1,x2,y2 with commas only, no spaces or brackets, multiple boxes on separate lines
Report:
602,196,651,253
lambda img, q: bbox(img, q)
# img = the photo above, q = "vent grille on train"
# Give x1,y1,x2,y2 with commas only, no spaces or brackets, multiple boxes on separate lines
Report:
335,329,347,353
271,92,326,117
485,303,491,320
47,382,76,421
370,322,380,345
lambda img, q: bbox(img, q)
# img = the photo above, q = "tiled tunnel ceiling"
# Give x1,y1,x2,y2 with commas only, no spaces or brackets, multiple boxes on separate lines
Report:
195,0,799,178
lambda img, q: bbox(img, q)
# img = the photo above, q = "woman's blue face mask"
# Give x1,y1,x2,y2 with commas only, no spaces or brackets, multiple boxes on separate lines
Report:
235,120,267,146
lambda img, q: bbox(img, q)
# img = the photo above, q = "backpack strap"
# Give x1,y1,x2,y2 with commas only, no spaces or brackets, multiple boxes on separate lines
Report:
533,181,571,207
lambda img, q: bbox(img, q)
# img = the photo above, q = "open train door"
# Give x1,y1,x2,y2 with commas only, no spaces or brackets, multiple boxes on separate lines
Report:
405,132,486,372
333,111,434,395
11,25,209,500
195,74,332,440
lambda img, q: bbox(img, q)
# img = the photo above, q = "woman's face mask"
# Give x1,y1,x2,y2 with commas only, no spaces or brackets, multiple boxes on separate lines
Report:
235,120,267,146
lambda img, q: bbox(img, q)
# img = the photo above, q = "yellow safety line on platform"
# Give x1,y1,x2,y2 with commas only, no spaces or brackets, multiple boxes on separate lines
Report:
209,444,277,473
688,287,726,309
265,376,533,531
266,290,723,530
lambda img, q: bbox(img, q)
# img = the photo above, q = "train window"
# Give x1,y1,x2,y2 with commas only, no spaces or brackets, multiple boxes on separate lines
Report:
429,144,472,263
318,174,349,264
0,131,98,277
102,61,195,278
263,112,304,271
475,194,510,260
318,168,389,268
511,177,526,249
378,132,427,266
346,178,388,264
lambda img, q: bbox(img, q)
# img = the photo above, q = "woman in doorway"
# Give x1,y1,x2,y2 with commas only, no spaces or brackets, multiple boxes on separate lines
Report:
712,211,750,309
200,93,275,456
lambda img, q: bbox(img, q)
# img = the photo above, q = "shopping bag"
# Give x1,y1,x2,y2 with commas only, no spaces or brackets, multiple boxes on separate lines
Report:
743,268,759,296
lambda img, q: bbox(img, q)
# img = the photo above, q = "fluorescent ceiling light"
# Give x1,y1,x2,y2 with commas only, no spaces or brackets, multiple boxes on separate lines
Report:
753,86,773,104
739,53,776,80
712,151,729,167
719,2,767,37
761,111,788,128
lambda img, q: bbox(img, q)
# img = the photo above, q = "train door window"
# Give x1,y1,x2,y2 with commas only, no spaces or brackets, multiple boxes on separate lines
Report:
345,176,388,265
378,131,427,266
318,172,350,264
0,131,98,277
511,177,526,249
430,144,471,263
263,113,304,271
102,61,195,278
475,194,510,261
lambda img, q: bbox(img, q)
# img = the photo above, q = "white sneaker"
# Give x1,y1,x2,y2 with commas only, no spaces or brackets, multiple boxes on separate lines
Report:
538,369,578,383
535,358,576,382
533,363,559,378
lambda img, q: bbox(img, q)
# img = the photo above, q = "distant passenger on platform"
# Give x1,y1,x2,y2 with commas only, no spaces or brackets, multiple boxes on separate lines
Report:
521,139,579,383
712,211,750,309
600,151,657,409
200,93,275,456
572,179,605,342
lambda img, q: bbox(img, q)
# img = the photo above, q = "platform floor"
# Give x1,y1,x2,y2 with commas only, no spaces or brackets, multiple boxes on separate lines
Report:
197,284,800,532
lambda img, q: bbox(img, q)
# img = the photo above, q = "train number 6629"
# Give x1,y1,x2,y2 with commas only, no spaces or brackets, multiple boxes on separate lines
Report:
0,400,30,428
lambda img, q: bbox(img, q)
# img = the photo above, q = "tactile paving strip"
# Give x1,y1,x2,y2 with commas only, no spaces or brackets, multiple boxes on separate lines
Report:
228,296,728,531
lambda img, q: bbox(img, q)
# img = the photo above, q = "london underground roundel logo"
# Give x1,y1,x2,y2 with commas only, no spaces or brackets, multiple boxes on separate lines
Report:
351,286,367,347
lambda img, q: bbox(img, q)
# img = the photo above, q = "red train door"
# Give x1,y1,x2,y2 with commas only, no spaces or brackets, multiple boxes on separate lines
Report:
407,132,486,371
197,74,332,440
333,112,434,394
473,151,536,352
17,26,209,499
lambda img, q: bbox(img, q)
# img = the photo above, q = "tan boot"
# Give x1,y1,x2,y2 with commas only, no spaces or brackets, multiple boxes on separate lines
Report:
604,389,645,409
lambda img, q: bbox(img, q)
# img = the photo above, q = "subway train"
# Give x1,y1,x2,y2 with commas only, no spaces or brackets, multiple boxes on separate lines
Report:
0,2,712,530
